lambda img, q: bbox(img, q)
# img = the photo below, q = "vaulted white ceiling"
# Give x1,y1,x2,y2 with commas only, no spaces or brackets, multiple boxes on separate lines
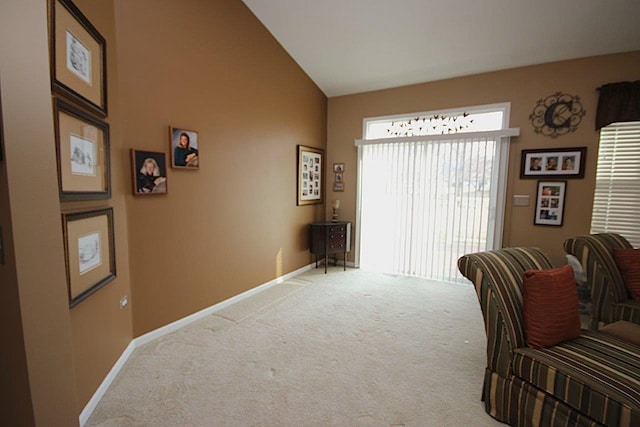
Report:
242,0,640,97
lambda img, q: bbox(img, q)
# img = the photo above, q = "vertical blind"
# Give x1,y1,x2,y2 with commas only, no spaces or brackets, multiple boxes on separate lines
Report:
359,136,500,283
591,121,640,247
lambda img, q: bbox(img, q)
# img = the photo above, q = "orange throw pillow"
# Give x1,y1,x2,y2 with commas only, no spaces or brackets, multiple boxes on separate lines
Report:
613,248,640,301
523,265,581,349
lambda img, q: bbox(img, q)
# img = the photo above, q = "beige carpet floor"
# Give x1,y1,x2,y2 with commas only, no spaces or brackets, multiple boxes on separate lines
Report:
87,267,502,426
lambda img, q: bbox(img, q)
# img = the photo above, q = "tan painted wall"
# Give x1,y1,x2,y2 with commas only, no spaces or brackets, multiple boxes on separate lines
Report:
327,51,640,267
114,0,327,336
0,91,35,425
0,1,79,424
1,0,135,415
64,0,135,408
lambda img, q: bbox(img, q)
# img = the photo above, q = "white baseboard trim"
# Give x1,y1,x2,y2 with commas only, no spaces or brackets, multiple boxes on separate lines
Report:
79,340,135,427
78,262,315,426
133,262,315,347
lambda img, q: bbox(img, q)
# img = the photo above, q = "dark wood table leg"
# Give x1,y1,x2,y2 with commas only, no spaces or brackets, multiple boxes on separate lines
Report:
344,251,346,271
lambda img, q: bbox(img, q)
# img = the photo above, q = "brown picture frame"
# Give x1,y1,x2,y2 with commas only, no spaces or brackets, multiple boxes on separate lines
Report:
50,0,107,117
62,207,116,307
54,97,110,201
131,149,168,195
169,126,199,169
333,163,345,172
333,182,345,192
297,145,324,205
534,181,567,227
520,147,586,179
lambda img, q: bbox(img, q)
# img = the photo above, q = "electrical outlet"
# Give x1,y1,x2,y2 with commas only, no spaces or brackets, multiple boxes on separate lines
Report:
120,296,128,309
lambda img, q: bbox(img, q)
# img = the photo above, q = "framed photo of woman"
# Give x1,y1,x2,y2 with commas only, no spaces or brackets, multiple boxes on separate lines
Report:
131,150,168,195
169,127,199,169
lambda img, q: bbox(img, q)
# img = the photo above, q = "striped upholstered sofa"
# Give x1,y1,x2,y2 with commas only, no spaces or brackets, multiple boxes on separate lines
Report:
564,233,640,330
458,247,640,426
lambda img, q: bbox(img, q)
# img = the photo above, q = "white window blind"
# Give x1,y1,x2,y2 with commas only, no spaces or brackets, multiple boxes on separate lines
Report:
591,121,640,247
358,134,510,283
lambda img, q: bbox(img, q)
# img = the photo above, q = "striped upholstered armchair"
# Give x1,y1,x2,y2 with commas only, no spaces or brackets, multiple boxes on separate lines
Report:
458,247,640,426
564,233,640,330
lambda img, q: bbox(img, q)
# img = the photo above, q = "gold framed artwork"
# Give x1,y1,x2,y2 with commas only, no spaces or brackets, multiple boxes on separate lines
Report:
50,0,107,117
62,208,116,307
297,145,324,206
131,150,168,195
169,127,199,169
54,98,110,201
333,163,344,172
333,182,345,192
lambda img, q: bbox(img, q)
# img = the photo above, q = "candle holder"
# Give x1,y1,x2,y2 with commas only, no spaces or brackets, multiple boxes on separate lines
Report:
331,200,340,222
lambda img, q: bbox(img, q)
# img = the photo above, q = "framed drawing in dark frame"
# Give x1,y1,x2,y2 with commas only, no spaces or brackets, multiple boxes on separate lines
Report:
54,97,110,201
131,149,168,195
521,147,586,179
297,145,324,206
169,126,199,169
534,181,567,227
50,0,107,117
62,207,116,307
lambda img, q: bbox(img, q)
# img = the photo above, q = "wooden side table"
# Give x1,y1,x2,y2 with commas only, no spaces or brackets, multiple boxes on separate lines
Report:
309,222,351,273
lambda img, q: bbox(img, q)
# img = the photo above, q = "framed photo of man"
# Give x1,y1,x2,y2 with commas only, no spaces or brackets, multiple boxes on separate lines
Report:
169,127,199,169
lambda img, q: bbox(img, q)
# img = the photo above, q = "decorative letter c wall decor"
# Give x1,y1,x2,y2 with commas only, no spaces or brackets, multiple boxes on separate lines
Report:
530,92,585,138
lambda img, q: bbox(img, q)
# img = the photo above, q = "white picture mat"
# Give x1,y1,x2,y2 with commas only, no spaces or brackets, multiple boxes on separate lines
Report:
523,151,582,176
535,182,566,226
300,151,322,200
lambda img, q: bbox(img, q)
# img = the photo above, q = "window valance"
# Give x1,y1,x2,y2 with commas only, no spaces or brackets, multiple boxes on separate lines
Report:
596,81,640,130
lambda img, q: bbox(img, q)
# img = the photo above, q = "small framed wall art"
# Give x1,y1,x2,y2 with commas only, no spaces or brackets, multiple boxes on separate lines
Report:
50,0,107,117
54,98,110,201
520,147,586,179
297,145,324,205
62,207,116,307
534,181,566,227
169,127,199,169
131,150,168,195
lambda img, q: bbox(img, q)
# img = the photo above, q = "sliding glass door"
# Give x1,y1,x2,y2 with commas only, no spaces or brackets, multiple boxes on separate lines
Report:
356,104,515,283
